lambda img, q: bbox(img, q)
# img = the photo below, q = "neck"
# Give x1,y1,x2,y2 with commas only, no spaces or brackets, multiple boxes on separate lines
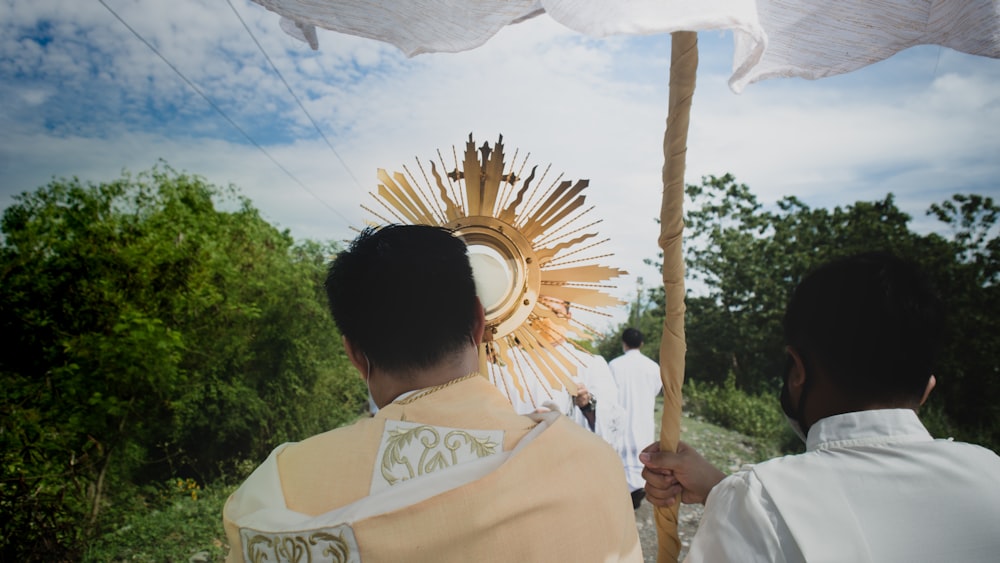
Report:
800,376,920,430
373,344,480,407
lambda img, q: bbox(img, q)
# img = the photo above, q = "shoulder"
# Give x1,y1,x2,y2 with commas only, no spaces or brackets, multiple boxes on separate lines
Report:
636,352,658,367
920,439,1000,485
225,442,295,522
581,352,611,369
548,414,622,461
935,438,1000,460
279,417,381,467
686,470,798,563
609,352,640,368
580,354,613,379
750,437,1000,499
708,469,762,504
529,417,631,503
289,416,379,450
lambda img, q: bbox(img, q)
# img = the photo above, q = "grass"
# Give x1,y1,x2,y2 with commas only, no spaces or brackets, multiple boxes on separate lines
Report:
84,480,237,563
656,395,782,471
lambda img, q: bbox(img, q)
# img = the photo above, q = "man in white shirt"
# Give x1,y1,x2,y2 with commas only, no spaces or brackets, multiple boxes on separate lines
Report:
609,328,663,509
641,252,1000,562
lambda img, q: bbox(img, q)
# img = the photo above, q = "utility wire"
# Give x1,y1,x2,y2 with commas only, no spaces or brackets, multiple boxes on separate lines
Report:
226,0,366,193
97,0,353,226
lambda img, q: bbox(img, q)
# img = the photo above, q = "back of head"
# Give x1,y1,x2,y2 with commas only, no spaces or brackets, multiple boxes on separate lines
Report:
325,224,478,373
783,252,945,405
622,328,644,349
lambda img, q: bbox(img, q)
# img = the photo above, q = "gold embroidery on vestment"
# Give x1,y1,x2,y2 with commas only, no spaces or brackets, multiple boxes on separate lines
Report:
379,424,499,486
242,526,359,563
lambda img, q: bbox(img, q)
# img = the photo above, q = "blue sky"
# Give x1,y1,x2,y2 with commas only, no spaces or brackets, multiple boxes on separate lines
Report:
2,0,999,328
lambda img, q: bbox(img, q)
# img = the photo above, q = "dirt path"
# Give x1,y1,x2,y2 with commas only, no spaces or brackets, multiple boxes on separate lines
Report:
635,409,770,561
635,499,703,562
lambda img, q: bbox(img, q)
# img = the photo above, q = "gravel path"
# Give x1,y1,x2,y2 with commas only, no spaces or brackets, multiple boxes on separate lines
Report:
635,499,703,562
633,409,771,561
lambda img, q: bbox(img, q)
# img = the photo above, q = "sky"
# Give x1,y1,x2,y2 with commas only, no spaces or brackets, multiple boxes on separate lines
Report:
2,0,999,330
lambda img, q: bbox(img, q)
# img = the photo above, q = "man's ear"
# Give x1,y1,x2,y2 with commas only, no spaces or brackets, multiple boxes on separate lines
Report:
920,375,937,406
471,297,488,345
786,346,807,391
343,336,368,379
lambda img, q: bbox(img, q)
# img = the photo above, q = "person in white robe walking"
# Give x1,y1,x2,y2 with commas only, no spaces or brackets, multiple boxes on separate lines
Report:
609,327,662,509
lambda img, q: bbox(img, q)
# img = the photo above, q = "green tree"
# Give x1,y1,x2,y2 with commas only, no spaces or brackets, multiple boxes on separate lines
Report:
681,175,943,391
0,167,365,559
922,194,1000,447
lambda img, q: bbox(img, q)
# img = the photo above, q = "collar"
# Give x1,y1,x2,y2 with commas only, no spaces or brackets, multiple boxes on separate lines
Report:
806,408,933,452
388,372,480,405
391,388,420,403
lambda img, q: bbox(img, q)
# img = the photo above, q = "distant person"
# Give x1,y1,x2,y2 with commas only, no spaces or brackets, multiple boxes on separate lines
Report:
609,327,663,509
534,309,626,452
641,252,1000,562
223,224,641,562
567,344,626,449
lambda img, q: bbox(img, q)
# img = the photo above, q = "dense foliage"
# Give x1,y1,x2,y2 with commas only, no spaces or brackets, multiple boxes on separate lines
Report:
683,375,803,456
599,174,999,452
0,168,366,560
82,478,237,562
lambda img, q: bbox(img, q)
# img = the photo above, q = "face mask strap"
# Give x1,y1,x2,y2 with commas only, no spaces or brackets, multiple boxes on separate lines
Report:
364,353,375,408
796,373,813,436
781,351,812,443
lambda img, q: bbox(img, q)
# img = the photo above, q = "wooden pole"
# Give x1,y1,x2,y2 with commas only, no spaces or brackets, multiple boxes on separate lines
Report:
656,30,697,563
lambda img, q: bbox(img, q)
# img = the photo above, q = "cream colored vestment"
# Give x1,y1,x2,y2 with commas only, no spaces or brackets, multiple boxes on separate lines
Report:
223,375,642,562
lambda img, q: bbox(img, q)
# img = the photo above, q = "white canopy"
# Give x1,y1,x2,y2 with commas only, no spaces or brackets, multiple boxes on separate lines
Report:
252,0,1000,92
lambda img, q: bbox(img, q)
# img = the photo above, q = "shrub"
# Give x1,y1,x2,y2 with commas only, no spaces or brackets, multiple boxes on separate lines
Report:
83,478,236,563
919,401,996,451
685,373,801,454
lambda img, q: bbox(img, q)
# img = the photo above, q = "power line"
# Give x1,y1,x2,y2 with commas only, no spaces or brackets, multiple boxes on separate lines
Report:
225,0,366,193
96,0,353,226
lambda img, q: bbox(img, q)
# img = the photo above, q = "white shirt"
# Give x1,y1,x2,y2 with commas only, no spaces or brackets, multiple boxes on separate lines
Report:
566,348,625,453
686,409,1000,563
609,348,662,491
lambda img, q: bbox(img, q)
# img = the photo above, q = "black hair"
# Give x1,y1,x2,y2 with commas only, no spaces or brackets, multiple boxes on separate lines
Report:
783,252,945,404
324,224,478,373
622,328,644,349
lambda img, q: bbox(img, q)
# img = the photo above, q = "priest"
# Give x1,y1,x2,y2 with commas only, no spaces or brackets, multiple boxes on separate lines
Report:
223,224,641,562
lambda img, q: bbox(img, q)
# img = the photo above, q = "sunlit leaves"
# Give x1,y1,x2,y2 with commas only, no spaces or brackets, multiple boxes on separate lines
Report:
0,166,363,559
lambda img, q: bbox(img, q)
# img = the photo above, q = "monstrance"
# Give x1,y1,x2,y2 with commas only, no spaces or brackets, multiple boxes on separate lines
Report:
363,134,627,408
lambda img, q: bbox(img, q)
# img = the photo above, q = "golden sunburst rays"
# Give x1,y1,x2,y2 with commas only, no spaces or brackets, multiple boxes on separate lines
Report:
363,133,627,409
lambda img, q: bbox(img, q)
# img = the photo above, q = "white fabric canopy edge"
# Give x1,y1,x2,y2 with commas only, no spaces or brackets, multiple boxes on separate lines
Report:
249,0,1000,93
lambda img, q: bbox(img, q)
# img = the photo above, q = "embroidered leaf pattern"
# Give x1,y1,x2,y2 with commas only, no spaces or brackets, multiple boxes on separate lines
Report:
311,531,353,562
444,430,499,458
379,424,500,486
242,527,360,563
